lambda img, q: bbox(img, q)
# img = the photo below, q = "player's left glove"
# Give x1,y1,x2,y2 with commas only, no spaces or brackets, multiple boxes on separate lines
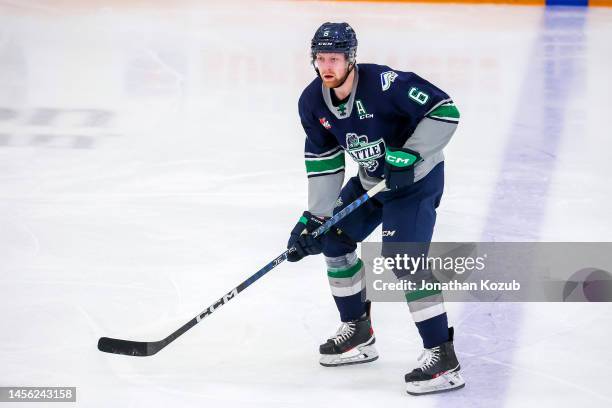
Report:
383,147,423,190
286,211,328,262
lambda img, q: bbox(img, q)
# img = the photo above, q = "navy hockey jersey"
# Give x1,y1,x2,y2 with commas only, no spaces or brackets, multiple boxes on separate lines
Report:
298,63,459,216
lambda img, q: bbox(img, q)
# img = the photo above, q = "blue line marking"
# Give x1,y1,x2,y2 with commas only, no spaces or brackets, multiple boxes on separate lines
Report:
547,0,588,7
434,7,586,405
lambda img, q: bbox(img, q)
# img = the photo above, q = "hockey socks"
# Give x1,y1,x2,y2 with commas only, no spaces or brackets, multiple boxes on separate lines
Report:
326,252,367,322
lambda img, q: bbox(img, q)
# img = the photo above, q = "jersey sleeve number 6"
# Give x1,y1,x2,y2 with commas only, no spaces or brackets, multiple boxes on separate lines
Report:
408,87,429,105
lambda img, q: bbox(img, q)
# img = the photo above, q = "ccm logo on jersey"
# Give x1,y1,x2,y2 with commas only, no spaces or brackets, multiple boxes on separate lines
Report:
380,71,398,92
382,230,396,237
355,100,373,120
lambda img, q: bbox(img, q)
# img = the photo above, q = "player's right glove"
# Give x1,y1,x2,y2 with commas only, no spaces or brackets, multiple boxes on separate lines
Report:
286,211,327,262
383,147,423,190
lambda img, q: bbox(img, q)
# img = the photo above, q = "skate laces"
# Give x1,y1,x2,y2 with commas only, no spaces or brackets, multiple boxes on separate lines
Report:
417,347,440,371
330,322,356,345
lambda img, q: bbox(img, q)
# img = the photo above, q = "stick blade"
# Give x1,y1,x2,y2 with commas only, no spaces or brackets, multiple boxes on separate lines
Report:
97,337,159,357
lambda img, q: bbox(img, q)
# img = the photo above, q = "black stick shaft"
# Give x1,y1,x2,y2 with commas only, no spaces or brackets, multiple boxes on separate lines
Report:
98,180,387,356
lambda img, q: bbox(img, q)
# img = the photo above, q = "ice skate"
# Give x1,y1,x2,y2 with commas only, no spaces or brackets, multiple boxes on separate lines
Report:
405,327,465,395
319,301,379,367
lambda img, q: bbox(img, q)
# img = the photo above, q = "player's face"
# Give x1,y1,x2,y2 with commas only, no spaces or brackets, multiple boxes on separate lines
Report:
315,52,348,88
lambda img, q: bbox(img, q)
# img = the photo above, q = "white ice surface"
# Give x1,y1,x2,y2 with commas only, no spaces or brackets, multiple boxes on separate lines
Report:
1,1,612,407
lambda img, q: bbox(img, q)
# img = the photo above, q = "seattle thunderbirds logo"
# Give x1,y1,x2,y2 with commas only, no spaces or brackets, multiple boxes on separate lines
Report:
380,71,398,92
345,133,385,172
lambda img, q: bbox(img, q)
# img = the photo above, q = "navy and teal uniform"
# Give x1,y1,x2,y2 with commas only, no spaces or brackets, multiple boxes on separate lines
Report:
298,63,460,348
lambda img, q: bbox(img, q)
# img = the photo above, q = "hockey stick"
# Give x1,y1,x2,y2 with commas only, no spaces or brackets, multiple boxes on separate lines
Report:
98,179,387,357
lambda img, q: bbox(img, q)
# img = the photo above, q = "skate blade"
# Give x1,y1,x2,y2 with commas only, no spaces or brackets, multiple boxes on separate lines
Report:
319,344,379,367
406,370,465,396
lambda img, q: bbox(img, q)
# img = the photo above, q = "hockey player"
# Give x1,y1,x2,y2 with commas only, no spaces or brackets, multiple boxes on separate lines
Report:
286,22,465,395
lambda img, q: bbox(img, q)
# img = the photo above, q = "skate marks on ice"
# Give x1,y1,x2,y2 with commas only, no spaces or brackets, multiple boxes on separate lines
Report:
0,107,119,149
454,302,612,404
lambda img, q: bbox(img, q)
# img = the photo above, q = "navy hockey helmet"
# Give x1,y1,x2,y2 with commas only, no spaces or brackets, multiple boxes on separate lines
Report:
310,22,358,66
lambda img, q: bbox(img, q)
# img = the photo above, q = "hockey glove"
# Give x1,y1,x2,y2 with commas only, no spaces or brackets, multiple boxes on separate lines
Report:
384,147,423,190
286,211,327,262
